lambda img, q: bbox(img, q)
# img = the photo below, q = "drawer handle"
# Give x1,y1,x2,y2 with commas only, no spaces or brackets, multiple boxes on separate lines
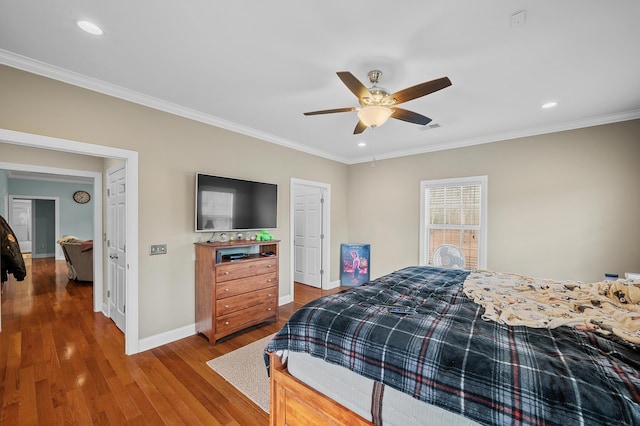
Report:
225,321,230,325
225,288,230,292
267,264,272,268
224,271,230,275
268,294,272,297
267,308,272,311
225,304,229,308
267,279,272,283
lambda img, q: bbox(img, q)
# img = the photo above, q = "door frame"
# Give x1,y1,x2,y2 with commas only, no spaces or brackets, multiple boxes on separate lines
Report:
0,128,140,355
8,195,60,258
290,178,331,299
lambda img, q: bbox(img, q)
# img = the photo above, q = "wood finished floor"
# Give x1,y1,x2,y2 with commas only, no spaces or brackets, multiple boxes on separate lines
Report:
0,257,344,425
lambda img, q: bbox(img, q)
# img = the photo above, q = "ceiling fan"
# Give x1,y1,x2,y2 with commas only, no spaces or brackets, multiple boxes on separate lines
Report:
304,70,451,134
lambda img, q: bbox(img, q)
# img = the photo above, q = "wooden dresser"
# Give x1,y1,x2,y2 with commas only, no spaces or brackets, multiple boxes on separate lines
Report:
194,240,279,344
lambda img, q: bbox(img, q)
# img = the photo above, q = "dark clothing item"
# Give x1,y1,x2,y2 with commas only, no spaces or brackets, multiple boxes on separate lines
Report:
1,214,26,283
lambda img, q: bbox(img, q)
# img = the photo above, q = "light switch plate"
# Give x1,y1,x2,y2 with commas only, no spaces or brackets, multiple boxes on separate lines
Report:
150,244,167,255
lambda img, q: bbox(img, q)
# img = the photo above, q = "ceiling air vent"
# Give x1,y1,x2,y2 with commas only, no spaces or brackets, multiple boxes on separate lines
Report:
421,123,441,131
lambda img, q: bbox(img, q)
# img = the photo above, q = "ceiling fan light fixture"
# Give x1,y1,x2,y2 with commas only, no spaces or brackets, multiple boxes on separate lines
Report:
357,105,393,128
76,20,104,36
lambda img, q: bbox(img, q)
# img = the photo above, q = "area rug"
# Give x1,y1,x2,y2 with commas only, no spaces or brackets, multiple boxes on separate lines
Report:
206,334,274,413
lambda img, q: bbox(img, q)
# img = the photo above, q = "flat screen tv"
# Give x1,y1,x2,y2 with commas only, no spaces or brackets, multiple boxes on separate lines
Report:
195,173,278,232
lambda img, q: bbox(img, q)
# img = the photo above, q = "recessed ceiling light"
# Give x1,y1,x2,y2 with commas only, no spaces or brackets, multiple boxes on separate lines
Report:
358,142,367,147
76,20,104,36
541,101,558,109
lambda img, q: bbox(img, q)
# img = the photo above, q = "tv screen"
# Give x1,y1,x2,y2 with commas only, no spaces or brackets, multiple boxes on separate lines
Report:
195,173,277,232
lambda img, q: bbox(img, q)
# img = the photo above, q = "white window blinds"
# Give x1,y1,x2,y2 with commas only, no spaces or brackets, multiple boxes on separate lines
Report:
420,176,487,269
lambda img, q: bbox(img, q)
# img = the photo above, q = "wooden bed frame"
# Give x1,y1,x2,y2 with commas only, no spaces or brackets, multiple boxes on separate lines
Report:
268,352,373,425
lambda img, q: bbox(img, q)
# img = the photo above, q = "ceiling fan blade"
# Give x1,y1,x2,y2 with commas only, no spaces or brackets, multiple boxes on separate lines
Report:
353,120,367,134
304,107,356,116
337,71,370,100
390,108,432,125
388,76,452,105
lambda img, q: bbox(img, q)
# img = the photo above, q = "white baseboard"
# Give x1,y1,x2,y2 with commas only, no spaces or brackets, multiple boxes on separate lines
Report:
118,294,295,354
279,295,293,305
128,286,329,353
99,305,197,353
324,279,341,290
138,323,196,353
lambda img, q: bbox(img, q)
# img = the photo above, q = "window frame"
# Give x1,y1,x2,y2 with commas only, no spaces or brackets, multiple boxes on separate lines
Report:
419,176,488,269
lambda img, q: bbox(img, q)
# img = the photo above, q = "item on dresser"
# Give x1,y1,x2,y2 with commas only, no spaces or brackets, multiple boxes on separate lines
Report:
195,240,279,344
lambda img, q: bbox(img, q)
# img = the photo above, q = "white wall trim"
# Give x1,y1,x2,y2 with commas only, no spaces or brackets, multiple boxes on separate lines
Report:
0,49,348,165
326,279,341,290
138,323,196,353
279,295,293,306
0,128,140,355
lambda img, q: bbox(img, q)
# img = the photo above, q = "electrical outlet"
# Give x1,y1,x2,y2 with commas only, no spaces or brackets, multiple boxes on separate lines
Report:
150,244,167,255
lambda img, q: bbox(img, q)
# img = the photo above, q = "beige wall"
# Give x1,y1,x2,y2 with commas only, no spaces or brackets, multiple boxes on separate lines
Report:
348,119,640,283
0,65,349,339
2,64,639,343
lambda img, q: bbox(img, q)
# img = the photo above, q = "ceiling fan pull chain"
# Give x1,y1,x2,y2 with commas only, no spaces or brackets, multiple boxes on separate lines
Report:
370,133,377,168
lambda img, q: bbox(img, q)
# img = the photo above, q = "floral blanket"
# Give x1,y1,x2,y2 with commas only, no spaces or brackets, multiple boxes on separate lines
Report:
463,270,640,344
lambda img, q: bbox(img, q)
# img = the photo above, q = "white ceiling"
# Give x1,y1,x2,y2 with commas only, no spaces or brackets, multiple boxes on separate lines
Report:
1,1,639,164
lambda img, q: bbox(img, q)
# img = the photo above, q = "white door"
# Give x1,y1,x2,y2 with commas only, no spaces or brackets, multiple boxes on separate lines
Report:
294,185,323,288
10,199,32,252
107,165,126,332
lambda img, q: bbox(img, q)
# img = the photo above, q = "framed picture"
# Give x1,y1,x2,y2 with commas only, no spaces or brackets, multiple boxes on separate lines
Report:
340,243,370,286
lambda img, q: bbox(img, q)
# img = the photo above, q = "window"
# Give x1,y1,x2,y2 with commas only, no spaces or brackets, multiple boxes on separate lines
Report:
420,176,487,269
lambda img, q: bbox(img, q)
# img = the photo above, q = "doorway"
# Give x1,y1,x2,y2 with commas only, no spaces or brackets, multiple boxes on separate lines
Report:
290,178,331,299
0,128,140,355
8,196,59,258
9,198,33,253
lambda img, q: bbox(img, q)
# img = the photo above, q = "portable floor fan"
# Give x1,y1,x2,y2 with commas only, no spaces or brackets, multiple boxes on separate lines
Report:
432,244,465,269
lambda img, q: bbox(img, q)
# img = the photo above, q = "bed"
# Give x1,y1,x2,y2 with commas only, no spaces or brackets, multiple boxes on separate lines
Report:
265,266,640,425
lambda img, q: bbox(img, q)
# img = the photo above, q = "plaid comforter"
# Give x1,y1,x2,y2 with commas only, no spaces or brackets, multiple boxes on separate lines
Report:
265,266,640,425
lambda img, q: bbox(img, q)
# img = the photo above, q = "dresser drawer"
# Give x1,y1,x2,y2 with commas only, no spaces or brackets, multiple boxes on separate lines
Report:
216,258,277,282
215,273,277,299
216,261,253,282
215,302,277,335
251,258,278,276
216,287,277,316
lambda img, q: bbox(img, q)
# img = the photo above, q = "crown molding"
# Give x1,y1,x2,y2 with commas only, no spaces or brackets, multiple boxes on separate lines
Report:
0,49,348,164
348,109,640,164
2,49,639,166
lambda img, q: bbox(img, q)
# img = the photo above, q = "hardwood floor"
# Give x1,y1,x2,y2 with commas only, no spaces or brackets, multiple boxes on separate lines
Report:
0,258,344,425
